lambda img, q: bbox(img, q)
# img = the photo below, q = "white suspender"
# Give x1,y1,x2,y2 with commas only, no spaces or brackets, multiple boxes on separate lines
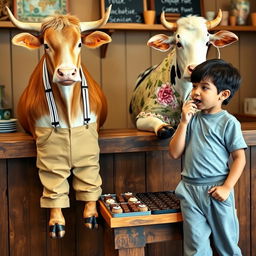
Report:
42,59,90,128
80,68,91,126
43,59,60,127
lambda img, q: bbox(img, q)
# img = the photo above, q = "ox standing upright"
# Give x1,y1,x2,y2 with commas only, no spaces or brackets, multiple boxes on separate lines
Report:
6,6,112,238
130,10,239,138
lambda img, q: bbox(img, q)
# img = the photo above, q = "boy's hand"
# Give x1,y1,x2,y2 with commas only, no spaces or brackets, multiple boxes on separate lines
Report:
208,185,231,202
181,100,197,124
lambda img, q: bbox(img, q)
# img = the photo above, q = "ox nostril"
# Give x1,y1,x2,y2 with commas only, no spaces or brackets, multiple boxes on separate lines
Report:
72,69,77,76
188,65,195,73
57,69,64,77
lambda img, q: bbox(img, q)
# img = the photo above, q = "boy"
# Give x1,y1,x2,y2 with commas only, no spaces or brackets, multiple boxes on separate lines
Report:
169,59,247,256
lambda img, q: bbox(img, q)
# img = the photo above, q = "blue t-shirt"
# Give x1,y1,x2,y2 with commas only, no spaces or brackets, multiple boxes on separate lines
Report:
181,110,247,179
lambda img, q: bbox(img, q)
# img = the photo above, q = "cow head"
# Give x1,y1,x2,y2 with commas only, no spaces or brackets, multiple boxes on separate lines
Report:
6,6,112,86
147,10,238,79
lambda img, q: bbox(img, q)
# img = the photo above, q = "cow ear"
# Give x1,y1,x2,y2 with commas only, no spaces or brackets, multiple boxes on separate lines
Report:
82,31,112,49
147,34,175,52
210,30,238,48
12,33,41,49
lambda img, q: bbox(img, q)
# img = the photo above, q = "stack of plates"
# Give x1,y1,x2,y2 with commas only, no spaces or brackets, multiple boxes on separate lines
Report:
0,119,17,133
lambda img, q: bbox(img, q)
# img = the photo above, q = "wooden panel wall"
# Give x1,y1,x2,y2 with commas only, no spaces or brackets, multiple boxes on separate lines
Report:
0,0,256,130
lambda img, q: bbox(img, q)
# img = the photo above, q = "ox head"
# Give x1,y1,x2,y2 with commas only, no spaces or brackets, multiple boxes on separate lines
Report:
6,6,112,86
147,10,238,79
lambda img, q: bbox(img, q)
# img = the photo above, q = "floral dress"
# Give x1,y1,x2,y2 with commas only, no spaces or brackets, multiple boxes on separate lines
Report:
130,51,183,127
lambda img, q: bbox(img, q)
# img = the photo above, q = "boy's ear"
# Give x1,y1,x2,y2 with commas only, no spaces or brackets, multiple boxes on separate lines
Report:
220,90,231,101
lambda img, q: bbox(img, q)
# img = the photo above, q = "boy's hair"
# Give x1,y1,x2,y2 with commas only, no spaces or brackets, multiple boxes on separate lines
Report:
191,59,241,105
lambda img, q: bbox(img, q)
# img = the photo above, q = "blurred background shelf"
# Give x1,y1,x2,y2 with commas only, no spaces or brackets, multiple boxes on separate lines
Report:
2,21,256,31
100,23,256,31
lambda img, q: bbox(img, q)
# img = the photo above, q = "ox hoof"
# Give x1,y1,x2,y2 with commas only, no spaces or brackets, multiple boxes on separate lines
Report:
157,125,175,139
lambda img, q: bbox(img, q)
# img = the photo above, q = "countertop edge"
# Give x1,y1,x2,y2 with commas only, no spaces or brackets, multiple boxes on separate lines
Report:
0,124,255,159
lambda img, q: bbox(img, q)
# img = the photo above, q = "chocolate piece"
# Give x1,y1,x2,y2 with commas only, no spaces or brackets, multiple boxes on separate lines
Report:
136,191,180,214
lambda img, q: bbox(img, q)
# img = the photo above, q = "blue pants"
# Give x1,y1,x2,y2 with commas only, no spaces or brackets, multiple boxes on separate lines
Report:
175,178,242,256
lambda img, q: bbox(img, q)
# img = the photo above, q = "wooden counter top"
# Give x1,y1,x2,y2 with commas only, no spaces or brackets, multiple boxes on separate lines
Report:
0,122,255,159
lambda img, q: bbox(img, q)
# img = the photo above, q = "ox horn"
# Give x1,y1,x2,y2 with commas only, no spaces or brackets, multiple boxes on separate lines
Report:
79,5,112,32
161,11,177,30
6,6,41,32
206,9,222,29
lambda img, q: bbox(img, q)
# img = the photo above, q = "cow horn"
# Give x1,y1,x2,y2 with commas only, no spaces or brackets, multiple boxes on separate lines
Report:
206,9,222,29
6,6,42,32
80,5,112,32
161,11,177,30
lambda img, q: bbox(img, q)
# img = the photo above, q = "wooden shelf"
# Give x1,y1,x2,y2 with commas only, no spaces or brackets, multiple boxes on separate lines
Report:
98,23,256,57
101,23,166,31
100,23,256,32
0,21,14,28
2,21,256,31
214,25,256,31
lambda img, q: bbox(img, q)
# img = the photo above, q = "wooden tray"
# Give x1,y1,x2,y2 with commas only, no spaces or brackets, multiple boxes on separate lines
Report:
99,200,183,228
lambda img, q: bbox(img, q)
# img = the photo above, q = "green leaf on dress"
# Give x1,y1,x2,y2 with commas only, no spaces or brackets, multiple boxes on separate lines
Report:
157,80,162,87
140,97,145,107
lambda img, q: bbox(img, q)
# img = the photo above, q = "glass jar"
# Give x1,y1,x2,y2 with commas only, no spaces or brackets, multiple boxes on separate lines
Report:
230,0,250,25
0,85,12,120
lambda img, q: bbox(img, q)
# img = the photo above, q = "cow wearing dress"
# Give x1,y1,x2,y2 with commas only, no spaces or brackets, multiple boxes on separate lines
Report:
6,6,112,238
130,10,239,138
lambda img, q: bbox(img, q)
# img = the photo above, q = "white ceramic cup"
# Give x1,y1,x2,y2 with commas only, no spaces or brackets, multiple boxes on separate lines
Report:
205,11,215,21
220,11,229,26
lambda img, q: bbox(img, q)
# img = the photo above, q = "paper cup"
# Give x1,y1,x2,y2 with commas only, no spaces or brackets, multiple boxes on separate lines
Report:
143,10,156,25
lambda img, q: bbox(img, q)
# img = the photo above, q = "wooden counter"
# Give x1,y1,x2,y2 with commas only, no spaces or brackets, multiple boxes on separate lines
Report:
0,125,256,256
0,121,256,158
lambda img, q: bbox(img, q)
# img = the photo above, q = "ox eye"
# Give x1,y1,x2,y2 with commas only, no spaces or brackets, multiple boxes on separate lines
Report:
78,42,82,48
177,42,182,48
44,44,49,50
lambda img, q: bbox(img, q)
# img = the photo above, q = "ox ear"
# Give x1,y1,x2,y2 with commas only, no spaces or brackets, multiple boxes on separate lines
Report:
210,30,238,48
147,34,175,52
12,33,41,49
82,31,112,49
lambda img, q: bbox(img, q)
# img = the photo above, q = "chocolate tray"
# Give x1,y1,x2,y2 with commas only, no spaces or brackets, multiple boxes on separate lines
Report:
136,191,181,214
100,193,151,218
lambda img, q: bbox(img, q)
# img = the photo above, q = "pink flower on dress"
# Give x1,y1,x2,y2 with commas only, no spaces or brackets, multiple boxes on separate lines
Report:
156,83,177,108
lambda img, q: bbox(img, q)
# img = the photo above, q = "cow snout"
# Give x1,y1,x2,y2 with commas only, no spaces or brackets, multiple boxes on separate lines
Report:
183,64,197,79
187,65,196,74
54,66,81,85
57,67,77,78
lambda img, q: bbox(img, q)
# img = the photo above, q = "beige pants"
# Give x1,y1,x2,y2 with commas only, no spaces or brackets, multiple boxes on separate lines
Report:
35,123,102,208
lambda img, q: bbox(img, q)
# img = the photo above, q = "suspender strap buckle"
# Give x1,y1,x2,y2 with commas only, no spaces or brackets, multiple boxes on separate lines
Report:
51,121,60,127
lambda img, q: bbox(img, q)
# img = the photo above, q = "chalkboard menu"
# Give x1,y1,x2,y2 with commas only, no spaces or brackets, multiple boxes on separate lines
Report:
102,0,144,23
154,0,203,18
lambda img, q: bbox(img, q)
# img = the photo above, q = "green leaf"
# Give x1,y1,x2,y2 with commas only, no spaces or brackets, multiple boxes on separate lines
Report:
157,80,162,87
140,98,145,107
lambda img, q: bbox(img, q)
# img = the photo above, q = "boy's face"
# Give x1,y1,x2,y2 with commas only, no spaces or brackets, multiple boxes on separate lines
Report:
191,78,230,114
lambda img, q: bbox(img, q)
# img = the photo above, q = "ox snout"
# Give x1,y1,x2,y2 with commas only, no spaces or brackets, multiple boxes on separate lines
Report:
187,65,196,74
54,66,81,85
183,64,197,80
